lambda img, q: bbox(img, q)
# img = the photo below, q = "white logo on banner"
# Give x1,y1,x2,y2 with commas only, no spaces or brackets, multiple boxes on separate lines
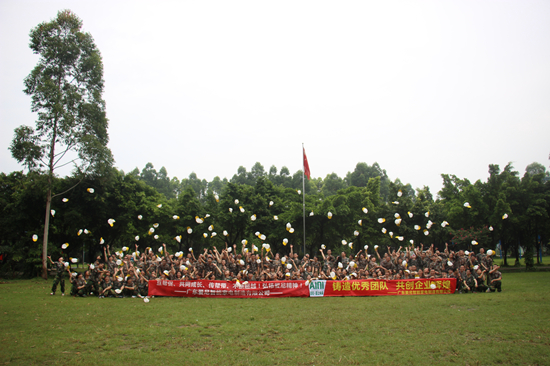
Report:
309,280,326,297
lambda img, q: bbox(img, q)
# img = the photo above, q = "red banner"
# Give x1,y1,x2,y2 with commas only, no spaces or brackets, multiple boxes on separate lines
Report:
316,278,457,297
149,278,456,298
149,279,309,298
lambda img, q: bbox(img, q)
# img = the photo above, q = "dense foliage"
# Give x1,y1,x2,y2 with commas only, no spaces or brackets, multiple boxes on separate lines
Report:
1,161,548,277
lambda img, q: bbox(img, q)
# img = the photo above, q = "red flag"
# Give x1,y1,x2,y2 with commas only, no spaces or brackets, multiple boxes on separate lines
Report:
303,147,311,180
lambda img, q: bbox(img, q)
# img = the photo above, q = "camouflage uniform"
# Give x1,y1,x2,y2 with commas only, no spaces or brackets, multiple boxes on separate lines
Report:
475,272,488,292
357,257,368,271
228,261,237,276
379,257,390,270
100,278,115,297
69,275,78,296
408,256,419,269
430,259,443,274
323,255,335,272
51,261,67,295
248,258,258,274
456,255,467,270
340,256,350,268
367,259,378,272
123,279,137,297
311,259,321,276
489,269,502,292
476,252,486,264
463,275,477,293
137,279,148,297
72,277,87,296
467,256,479,271
107,260,116,274
112,278,124,297
482,256,493,271
85,273,97,296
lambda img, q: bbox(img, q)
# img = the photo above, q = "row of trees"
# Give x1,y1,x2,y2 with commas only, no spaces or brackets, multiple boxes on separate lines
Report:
131,160,393,201
1,160,548,277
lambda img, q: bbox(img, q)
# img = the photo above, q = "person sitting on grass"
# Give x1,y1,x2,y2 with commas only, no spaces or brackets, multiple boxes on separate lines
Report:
462,269,478,293
99,274,115,298
84,270,97,296
123,277,137,298
137,272,149,298
112,273,125,298
488,264,502,292
474,268,489,293
71,272,87,297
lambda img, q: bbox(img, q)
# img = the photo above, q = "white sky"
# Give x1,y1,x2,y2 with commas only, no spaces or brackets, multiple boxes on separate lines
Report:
1,0,549,196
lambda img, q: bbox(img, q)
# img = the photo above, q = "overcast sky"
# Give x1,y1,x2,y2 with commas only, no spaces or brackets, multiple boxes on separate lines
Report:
1,0,549,196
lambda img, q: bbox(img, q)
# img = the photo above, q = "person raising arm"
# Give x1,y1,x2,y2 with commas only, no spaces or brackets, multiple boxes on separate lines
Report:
488,264,502,292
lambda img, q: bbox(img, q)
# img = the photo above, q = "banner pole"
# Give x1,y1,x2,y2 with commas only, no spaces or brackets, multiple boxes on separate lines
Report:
302,143,306,256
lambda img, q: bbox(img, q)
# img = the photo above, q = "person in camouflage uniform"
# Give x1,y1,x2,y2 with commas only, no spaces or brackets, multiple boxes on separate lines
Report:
462,269,477,293
84,270,97,296
123,277,137,297
70,272,87,297
112,272,125,298
416,251,428,270
407,250,420,269
137,272,149,297
338,251,350,268
474,268,489,293
248,254,259,274
319,248,334,272
456,250,468,270
355,251,368,271
227,256,237,276
48,256,68,296
380,250,393,271
482,254,493,272
476,248,486,264
467,253,479,270
311,256,321,277
300,253,310,267
488,264,502,292
98,274,115,298
367,255,379,273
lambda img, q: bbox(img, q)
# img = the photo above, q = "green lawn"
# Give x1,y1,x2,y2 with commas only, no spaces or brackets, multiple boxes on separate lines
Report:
493,255,549,267
1,273,549,365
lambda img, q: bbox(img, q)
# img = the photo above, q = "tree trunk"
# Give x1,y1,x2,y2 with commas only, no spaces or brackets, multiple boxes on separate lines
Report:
42,187,52,279
42,105,58,279
535,234,542,265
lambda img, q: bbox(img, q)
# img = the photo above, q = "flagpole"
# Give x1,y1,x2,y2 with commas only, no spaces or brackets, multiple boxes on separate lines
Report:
302,143,306,256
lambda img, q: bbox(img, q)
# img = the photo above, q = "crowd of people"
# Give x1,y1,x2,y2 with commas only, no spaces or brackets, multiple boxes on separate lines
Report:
48,242,503,298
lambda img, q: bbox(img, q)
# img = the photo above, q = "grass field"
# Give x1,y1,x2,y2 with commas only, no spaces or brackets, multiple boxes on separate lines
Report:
493,255,549,267
1,273,549,365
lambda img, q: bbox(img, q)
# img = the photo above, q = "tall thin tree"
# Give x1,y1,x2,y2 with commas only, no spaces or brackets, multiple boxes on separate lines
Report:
10,10,113,278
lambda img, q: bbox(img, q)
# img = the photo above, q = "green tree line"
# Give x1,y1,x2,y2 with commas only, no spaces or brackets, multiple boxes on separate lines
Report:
1,161,548,277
